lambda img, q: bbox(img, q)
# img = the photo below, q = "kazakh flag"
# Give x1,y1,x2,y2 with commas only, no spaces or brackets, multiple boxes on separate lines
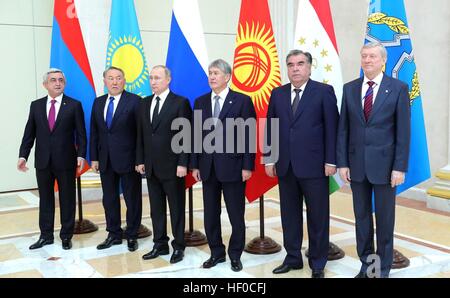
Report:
105,0,151,97
364,0,431,194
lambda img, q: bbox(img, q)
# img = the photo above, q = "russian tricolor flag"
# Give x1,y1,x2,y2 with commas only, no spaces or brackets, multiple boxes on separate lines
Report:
166,0,210,188
50,1,96,168
166,0,210,106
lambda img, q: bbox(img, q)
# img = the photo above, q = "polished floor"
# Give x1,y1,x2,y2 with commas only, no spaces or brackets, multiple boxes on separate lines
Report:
0,185,449,278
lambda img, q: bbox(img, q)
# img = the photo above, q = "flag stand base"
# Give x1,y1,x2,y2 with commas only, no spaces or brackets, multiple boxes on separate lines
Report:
74,219,98,234
244,236,282,254
305,242,345,260
392,249,410,268
184,187,208,246
74,177,98,234
122,224,152,239
245,196,282,254
184,230,208,246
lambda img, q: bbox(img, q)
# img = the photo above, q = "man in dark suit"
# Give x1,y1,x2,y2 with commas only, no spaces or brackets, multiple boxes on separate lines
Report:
90,66,142,252
18,68,87,250
191,59,256,272
337,42,410,278
265,50,339,278
136,65,192,264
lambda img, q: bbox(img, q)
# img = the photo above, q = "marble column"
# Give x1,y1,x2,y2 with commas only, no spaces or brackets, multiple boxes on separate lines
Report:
268,0,296,84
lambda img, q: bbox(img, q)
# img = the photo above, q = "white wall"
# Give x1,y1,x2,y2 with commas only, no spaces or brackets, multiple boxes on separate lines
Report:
0,0,448,194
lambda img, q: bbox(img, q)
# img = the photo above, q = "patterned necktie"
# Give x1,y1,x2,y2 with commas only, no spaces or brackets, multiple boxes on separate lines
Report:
292,88,302,114
152,96,161,126
106,96,115,129
213,95,221,125
48,99,56,131
363,81,375,121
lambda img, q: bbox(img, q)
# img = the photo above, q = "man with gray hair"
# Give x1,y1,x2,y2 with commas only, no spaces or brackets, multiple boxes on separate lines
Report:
18,68,87,250
190,59,256,272
337,42,410,278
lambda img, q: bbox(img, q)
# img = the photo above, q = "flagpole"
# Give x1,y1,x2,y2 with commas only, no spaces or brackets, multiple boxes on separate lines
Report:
73,176,98,234
135,175,152,239
244,195,281,254
184,186,207,246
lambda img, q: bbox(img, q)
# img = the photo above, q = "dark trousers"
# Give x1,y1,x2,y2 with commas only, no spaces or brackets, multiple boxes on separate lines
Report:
202,166,246,260
351,177,396,277
147,172,186,251
100,159,142,239
278,165,329,270
36,165,76,240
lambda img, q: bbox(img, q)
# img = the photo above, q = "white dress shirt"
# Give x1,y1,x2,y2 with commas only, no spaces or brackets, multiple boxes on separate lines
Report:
103,92,123,121
46,93,64,119
211,87,229,116
361,72,383,107
150,88,170,122
291,80,308,105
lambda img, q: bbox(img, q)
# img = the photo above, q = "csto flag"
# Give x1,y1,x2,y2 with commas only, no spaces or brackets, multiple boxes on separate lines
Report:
105,0,151,97
294,0,344,194
231,0,282,202
364,0,430,193
166,0,210,189
50,0,95,175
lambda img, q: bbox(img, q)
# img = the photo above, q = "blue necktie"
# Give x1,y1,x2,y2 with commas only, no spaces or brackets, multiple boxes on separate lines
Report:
106,96,115,129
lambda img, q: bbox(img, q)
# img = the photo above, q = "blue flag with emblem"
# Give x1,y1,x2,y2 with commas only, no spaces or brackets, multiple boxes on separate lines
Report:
105,0,151,97
364,0,430,194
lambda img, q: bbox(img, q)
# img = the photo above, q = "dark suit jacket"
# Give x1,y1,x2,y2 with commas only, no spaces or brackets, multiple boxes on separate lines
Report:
336,74,411,184
90,90,141,173
265,80,339,178
190,89,256,182
136,91,192,180
19,94,87,170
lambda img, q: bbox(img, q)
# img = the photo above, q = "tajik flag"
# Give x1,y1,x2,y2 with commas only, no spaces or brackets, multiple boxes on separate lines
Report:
294,0,343,193
231,0,282,202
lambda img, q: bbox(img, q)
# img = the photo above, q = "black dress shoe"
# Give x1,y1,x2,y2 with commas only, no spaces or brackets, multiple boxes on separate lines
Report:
127,239,138,252
97,237,122,250
202,256,226,268
272,263,303,274
311,269,325,278
62,239,72,250
142,247,170,260
231,259,243,272
355,272,368,278
29,238,54,250
170,249,184,264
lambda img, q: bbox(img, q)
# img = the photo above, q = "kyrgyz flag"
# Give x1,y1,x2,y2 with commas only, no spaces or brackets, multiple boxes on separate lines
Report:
231,0,282,202
294,0,344,194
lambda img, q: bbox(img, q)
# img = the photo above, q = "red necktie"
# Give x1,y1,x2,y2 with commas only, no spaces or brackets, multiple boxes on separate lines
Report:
363,81,375,121
48,99,56,131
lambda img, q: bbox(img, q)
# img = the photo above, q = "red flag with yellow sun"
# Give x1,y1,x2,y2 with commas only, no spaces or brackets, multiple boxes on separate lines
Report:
231,0,281,202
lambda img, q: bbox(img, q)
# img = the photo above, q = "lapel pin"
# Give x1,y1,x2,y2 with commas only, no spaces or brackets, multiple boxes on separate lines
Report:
229,101,232,104
385,90,389,93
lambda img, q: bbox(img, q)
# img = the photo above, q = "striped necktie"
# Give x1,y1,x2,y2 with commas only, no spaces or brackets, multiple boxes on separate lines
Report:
363,81,375,121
